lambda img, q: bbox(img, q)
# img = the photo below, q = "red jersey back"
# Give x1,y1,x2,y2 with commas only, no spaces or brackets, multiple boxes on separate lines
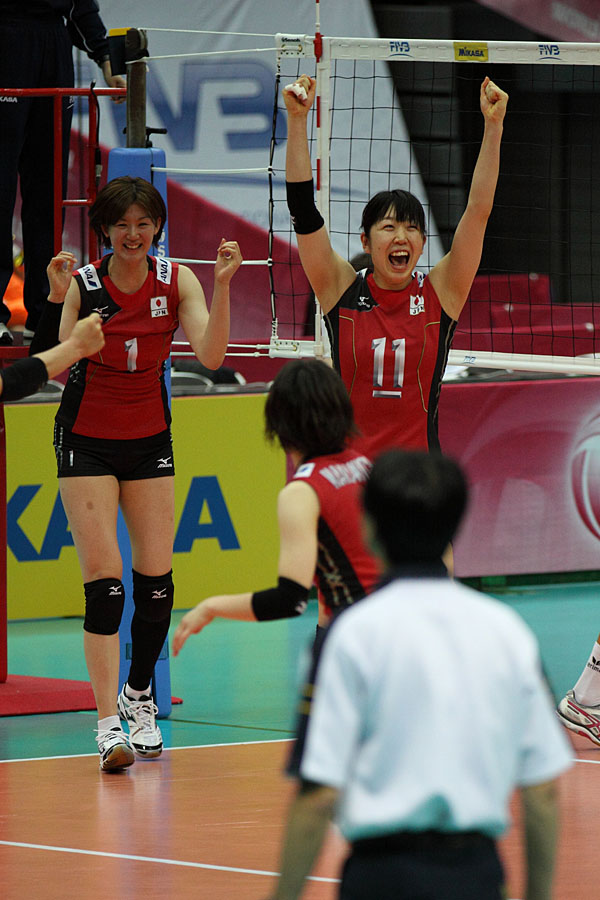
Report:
56,255,180,439
328,270,456,457
293,448,379,612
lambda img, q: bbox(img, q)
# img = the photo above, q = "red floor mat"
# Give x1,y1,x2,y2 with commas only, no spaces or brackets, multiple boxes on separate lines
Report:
0,675,182,716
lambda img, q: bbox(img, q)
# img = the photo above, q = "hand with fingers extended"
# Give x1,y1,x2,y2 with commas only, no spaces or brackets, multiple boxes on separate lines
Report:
46,251,78,303
283,75,316,117
172,602,216,657
480,76,508,126
214,238,243,285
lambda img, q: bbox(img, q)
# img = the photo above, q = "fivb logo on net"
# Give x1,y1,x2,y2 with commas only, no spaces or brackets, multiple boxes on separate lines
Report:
538,43,561,59
388,40,411,56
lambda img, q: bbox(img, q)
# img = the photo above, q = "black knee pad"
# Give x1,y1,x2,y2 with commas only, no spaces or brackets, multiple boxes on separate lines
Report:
83,577,125,635
132,569,174,623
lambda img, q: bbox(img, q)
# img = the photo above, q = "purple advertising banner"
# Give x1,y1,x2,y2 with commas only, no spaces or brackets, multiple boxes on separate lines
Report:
475,0,600,41
439,378,600,577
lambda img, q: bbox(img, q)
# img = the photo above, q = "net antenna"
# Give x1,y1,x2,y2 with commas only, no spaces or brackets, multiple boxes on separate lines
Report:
273,34,600,375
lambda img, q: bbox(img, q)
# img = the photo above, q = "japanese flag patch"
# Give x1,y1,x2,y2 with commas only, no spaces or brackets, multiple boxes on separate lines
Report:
151,296,169,318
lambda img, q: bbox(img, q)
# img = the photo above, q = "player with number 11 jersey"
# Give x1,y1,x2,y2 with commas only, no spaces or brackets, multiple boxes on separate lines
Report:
329,267,455,458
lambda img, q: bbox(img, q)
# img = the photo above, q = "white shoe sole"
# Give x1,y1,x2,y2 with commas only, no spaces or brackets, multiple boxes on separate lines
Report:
556,708,600,747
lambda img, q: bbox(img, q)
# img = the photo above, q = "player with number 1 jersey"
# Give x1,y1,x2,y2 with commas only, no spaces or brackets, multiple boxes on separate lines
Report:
56,255,180,439
48,175,242,772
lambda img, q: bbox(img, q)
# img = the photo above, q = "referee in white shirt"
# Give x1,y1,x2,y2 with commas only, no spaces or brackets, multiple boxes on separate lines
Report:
265,450,572,900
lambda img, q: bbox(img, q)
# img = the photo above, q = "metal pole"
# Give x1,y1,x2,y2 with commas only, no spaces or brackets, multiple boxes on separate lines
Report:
125,29,148,148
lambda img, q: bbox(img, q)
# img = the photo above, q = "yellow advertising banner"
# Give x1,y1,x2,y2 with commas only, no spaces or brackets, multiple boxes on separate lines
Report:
6,394,286,619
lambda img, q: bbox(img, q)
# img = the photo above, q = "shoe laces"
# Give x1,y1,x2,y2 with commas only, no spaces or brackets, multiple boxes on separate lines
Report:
95,726,126,747
127,697,159,732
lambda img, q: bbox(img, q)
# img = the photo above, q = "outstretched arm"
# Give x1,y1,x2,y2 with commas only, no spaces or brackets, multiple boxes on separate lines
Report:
1,314,104,401
284,76,356,312
172,480,319,655
38,314,104,379
177,239,242,370
429,77,508,320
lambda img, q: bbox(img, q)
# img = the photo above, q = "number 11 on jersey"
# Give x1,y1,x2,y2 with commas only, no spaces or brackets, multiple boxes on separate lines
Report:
371,336,405,398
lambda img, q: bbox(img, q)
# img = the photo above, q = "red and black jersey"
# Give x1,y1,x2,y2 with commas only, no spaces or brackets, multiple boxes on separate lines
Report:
293,448,379,613
55,255,180,439
327,269,456,457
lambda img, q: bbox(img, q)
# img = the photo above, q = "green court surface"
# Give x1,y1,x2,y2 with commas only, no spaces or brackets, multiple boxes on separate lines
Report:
1,608,317,761
1,582,599,762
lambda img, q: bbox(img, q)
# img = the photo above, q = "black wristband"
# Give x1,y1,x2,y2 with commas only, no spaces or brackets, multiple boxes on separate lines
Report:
251,576,310,621
286,180,325,235
1,357,48,402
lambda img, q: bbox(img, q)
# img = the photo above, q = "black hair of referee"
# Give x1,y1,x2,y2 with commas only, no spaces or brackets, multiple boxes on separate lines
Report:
363,449,468,564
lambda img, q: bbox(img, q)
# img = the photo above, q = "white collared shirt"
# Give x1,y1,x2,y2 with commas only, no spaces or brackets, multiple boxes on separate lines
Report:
299,577,572,841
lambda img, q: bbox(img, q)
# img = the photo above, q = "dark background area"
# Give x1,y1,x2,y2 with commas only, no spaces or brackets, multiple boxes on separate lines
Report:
367,1,600,304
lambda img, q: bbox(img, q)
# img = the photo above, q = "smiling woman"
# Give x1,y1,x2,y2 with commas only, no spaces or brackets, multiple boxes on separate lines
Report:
45,175,243,772
283,74,508,459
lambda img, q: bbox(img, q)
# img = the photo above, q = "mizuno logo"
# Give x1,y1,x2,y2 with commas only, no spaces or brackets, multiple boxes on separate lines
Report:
109,585,122,596
93,306,109,317
152,589,167,599
157,457,173,468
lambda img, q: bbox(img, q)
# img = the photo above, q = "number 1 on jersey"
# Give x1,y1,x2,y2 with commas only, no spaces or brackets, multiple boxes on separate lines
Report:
371,336,405,398
124,338,138,372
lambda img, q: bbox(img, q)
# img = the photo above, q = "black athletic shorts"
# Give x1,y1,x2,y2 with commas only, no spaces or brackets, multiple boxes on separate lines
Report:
54,425,175,480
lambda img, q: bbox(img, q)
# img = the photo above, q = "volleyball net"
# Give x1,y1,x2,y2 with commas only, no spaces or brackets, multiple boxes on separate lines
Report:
53,26,600,374
269,34,600,374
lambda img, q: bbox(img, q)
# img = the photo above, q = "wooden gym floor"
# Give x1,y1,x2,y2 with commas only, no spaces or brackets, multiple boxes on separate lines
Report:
1,587,599,899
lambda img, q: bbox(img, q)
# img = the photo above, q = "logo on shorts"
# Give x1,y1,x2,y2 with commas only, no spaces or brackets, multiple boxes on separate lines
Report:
152,589,167,599
157,456,173,469
151,296,169,318
109,585,123,596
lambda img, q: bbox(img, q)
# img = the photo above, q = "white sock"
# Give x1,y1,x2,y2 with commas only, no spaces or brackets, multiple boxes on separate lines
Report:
126,683,151,701
98,715,121,733
573,638,600,706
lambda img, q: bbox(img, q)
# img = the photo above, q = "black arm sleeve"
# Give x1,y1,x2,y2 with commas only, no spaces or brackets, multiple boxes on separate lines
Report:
28,302,63,356
1,357,48,402
251,576,310,621
286,180,325,235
